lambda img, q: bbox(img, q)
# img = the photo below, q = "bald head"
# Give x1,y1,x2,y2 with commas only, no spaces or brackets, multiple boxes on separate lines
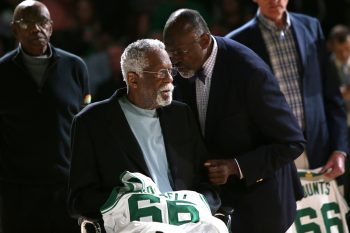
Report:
163,9,210,40
13,0,51,21
162,9,212,80
11,0,53,56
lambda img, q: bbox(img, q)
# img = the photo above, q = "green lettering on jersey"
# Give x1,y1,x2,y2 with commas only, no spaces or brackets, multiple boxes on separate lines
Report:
321,202,343,233
295,207,321,233
167,200,199,225
128,194,162,222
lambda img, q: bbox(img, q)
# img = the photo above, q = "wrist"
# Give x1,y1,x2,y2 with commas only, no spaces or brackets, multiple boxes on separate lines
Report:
334,150,347,157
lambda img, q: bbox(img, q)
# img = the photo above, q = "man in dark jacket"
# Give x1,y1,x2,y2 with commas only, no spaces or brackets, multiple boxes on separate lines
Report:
68,39,220,232
0,1,90,232
163,8,306,233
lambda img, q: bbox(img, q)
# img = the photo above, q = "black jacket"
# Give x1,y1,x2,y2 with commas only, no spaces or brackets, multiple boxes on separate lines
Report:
68,89,220,218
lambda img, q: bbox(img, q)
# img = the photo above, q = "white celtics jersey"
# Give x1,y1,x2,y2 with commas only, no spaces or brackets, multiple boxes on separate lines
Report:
101,171,228,233
287,168,349,233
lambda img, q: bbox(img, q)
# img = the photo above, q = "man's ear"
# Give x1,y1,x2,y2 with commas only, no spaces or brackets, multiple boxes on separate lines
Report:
199,33,211,50
127,72,139,89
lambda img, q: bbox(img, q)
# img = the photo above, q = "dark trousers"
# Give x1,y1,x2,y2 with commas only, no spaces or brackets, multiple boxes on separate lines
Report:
0,182,79,233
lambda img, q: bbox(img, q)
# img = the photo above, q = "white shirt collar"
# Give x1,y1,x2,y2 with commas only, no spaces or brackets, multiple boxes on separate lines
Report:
201,35,218,80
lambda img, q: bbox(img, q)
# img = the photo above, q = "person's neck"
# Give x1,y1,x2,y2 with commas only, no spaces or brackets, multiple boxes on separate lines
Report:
21,45,49,57
127,93,157,110
272,13,287,29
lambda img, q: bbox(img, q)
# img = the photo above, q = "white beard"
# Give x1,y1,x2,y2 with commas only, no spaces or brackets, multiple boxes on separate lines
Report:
156,84,174,107
178,69,195,79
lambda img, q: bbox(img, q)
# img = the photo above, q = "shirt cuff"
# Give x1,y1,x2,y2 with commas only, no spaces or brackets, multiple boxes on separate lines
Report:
334,150,347,157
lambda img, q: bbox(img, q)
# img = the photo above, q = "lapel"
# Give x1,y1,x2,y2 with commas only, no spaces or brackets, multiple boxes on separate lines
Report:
175,76,198,115
173,75,202,135
186,81,198,118
157,107,178,189
249,18,272,67
105,89,151,176
205,37,230,141
289,14,307,78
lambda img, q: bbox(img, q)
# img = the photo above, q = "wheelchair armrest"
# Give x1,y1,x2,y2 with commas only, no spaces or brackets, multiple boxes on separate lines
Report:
78,216,102,233
214,206,234,230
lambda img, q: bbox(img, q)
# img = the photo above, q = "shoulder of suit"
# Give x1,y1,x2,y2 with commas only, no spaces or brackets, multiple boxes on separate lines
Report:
75,98,112,120
225,17,258,39
158,101,190,116
51,45,87,66
162,100,188,111
289,12,319,25
216,36,264,63
0,49,18,64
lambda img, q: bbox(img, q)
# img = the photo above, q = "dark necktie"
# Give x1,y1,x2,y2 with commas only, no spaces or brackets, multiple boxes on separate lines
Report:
190,68,206,84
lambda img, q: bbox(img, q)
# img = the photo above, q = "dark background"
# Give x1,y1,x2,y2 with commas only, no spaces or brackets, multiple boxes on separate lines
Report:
1,0,350,95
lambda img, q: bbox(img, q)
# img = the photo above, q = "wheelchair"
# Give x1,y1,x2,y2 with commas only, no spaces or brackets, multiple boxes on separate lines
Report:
79,206,233,233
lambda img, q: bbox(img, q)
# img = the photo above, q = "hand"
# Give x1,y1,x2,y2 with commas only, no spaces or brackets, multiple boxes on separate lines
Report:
204,159,238,185
320,151,346,179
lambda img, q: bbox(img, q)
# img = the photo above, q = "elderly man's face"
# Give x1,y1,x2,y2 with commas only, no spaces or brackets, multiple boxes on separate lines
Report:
135,49,174,109
164,22,207,79
11,1,52,56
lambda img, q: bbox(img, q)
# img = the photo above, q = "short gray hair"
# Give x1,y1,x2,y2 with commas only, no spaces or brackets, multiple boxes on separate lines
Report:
120,39,165,81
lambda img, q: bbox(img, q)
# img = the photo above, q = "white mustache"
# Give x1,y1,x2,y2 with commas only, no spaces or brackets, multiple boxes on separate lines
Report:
158,84,174,93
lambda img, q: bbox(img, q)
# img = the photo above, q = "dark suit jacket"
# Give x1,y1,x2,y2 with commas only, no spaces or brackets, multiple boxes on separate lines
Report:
68,88,220,220
173,36,306,233
226,13,349,168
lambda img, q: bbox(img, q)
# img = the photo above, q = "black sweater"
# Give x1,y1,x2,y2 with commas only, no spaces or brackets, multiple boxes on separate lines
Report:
0,45,90,184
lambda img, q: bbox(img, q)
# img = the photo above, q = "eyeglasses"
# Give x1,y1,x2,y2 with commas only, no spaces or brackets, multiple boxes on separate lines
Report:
142,67,177,79
14,18,53,30
166,39,199,57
